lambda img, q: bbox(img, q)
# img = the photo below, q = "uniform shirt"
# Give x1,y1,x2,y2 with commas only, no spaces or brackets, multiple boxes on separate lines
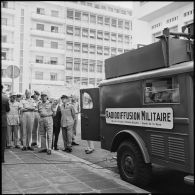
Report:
33,99,41,112
60,103,75,127
21,98,35,111
38,100,54,118
7,101,22,126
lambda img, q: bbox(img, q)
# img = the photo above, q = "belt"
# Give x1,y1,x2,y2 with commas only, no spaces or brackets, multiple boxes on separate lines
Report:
41,115,52,118
23,110,34,112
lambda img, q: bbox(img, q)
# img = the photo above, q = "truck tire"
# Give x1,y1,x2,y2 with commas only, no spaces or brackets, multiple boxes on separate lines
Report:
117,140,152,187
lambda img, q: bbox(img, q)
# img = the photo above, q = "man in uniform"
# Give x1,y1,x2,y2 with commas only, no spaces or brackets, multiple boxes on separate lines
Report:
1,85,10,163
21,89,35,151
38,90,55,155
31,90,41,147
7,92,22,148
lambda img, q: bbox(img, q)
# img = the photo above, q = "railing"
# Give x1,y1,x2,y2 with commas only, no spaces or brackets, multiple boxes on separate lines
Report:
32,12,63,19
31,61,64,66
31,28,64,34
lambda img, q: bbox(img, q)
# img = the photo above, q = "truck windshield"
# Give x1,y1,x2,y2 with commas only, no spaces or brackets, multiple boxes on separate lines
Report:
82,92,93,109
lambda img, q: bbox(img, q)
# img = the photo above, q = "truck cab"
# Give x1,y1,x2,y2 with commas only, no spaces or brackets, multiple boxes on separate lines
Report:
80,24,194,186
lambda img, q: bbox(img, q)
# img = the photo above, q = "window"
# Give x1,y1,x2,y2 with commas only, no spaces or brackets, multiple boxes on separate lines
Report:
90,29,96,38
90,14,96,24
111,33,117,42
66,57,73,70
2,1,8,8
50,73,57,81
87,2,93,7
35,71,43,80
97,46,103,55
82,44,88,53
104,47,109,55
89,45,95,54
125,21,130,30
118,20,123,28
111,48,117,56
75,11,81,20
51,41,58,49
118,34,123,42
82,13,89,22
111,19,117,27
37,8,45,15
2,35,7,43
74,42,81,52
108,7,113,12
50,57,58,64
101,5,106,10
169,26,178,33
82,92,93,109
82,28,88,38
51,10,59,17
105,17,110,26
82,77,88,86
89,78,95,86
1,69,6,78
82,59,88,72
89,60,95,72
97,61,103,73
97,16,103,25
51,26,58,33
75,27,81,36
66,76,73,84
2,18,7,26
96,78,102,85
2,51,7,60
36,23,44,31
74,77,80,84
36,56,43,63
67,9,73,19
95,4,100,9
152,31,161,43
104,32,110,41
36,39,44,47
67,41,73,51
121,10,126,15
67,25,73,35
74,58,80,71
97,31,103,40
144,77,180,104
125,35,130,44
118,48,123,54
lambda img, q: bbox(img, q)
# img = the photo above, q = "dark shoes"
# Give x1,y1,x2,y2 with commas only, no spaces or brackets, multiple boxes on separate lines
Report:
38,149,47,153
63,147,72,153
27,146,34,151
54,147,59,150
47,149,51,155
31,142,37,147
15,145,20,149
72,142,79,146
85,148,94,154
22,146,27,151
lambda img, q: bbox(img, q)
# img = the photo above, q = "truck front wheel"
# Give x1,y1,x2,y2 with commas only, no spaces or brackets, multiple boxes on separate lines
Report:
117,141,152,187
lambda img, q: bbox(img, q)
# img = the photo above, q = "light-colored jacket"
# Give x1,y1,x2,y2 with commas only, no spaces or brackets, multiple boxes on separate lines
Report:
60,103,75,127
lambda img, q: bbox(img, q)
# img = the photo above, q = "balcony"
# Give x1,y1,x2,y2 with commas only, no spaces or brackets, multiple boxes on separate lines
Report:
30,44,65,54
30,29,65,40
2,24,15,32
2,42,14,49
31,12,65,24
31,79,64,86
31,61,65,70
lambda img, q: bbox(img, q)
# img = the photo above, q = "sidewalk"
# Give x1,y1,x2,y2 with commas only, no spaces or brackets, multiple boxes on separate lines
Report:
2,148,150,194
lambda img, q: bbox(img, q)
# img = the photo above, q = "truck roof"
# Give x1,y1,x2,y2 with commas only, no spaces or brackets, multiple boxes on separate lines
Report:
99,61,193,87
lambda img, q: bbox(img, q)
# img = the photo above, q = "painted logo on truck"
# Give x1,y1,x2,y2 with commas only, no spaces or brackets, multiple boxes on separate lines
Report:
105,108,173,129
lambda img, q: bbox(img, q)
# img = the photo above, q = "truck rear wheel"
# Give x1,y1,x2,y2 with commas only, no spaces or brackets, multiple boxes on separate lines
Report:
117,140,152,187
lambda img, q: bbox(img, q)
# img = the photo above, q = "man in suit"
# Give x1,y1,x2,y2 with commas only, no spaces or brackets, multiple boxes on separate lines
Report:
1,85,10,163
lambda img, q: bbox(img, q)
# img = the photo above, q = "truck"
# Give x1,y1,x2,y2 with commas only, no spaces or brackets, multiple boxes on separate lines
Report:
80,23,194,186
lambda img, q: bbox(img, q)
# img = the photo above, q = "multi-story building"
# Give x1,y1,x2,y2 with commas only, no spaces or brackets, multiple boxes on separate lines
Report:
1,1,132,97
132,1,194,47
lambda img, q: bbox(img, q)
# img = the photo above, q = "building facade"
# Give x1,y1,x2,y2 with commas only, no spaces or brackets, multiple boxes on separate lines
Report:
1,1,132,97
132,1,194,47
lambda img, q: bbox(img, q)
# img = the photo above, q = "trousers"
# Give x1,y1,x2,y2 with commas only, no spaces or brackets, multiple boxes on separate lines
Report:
19,114,23,145
32,112,40,145
52,124,61,149
39,116,53,150
22,112,34,147
7,125,19,146
62,125,73,148
2,127,6,162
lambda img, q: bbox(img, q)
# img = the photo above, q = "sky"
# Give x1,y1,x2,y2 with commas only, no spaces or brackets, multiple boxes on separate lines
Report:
103,1,133,9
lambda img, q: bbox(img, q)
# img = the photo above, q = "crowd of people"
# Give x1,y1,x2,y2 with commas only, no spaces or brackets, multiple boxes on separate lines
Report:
1,85,94,162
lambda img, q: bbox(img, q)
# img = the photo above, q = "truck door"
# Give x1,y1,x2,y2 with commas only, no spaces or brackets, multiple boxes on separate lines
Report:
80,88,100,141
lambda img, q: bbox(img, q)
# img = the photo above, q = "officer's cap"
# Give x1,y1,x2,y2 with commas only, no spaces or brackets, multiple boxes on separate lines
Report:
34,90,40,96
16,93,22,98
61,95,69,99
41,90,49,96
10,92,17,97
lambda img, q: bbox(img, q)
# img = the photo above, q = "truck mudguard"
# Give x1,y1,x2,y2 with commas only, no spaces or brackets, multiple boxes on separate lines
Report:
111,130,150,163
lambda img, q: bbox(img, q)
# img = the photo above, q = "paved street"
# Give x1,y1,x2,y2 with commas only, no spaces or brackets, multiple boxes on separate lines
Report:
2,148,149,194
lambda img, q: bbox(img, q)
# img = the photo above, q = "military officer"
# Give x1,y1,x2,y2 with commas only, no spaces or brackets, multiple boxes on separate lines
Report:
38,90,55,155
31,90,41,147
